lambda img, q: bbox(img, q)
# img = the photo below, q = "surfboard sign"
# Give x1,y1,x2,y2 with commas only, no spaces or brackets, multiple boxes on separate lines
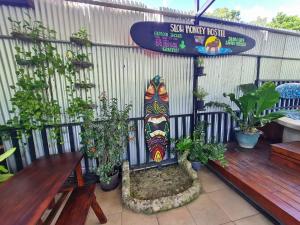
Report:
144,75,170,163
130,21,256,56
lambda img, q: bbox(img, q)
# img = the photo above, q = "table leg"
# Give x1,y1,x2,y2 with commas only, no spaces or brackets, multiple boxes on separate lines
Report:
75,163,84,187
91,194,107,224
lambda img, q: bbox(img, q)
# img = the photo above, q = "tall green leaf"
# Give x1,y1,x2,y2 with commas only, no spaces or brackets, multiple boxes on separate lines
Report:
0,148,16,162
255,82,281,116
0,173,13,183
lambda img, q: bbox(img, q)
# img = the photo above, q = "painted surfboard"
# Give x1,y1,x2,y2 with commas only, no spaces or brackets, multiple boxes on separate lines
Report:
144,75,170,162
130,21,256,56
276,83,300,99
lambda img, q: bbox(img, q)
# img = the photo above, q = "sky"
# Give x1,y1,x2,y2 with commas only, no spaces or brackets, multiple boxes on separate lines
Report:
140,0,300,22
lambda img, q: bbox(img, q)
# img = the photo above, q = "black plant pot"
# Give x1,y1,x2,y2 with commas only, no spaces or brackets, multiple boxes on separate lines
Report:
74,83,96,89
11,32,41,42
196,100,205,111
72,60,93,69
194,66,204,77
16,58,35,66
100,171,120,191
70,36,91,46
191,161,202,171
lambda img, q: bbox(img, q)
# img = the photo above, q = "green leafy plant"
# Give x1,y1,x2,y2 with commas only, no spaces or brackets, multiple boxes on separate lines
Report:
67,97,94,121
8,16,56,41
66,50,93,69
206,82,284,133
0,148,16,183
175,122,227,166
193,88,208,100
195,57,204,68
7,18,93,140
175,137,193,155
239,83,257,94
70,28,91,46
81,94,132,184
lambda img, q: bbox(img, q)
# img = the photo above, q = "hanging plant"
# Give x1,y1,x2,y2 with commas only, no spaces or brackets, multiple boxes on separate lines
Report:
8,17,55,42
70,28,92,46
67,50,93,69
7,18,74,138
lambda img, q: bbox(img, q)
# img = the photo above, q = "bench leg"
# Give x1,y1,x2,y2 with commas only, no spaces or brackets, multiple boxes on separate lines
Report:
91,194,107,224
75,162,84,187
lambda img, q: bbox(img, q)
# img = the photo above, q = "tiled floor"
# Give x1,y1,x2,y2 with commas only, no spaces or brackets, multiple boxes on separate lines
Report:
86,168,275,225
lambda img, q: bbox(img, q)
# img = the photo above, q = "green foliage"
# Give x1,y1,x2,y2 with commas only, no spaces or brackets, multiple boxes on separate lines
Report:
7,17,93,140
81,94,132,184
206,82,284,133
71,28,91,46
195,57,204,68
0,148,16,183
193,88,208,100
175,137,193,155
239,83,257,94
8,16,56,40
269,12,300,31
67,97,94,121
175,122,227,166
206,7,241,21
7,19,67,137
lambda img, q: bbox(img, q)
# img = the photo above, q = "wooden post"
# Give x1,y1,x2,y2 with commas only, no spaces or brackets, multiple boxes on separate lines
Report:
91,194,107,224
75,163,85,187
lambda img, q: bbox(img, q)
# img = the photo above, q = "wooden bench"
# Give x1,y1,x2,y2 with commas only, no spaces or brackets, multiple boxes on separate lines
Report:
55,184,107,225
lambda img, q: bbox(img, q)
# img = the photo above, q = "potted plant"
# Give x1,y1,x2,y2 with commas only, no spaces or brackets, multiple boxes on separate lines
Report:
70,28,92,46
67,51,93,69
193,88,208,111
206,82,284,149
0,148,16,183
82,94,132,191
9,17,55,42
74,82,96,89
194,57,205,76
176,122,227,171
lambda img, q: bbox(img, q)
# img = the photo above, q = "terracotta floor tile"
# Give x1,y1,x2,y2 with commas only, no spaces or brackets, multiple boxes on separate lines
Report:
86,211,121,225
234,214,274,225
187,194,231,225
122,208,158,225
157,206,196,225
198,168,228,193
94,185,123,216
208,188,258,221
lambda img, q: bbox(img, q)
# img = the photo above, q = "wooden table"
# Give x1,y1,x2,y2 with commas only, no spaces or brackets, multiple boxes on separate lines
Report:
0,152,84,225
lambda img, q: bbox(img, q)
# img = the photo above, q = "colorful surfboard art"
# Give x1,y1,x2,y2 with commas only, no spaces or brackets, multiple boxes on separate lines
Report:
130,22,256,56
144,75,170,163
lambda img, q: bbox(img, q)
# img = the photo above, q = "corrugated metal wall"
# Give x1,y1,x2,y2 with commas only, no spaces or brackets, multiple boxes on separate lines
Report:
1,0,300,168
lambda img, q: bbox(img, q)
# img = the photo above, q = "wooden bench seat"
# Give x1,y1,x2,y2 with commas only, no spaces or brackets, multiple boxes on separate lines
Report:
55,184,107,225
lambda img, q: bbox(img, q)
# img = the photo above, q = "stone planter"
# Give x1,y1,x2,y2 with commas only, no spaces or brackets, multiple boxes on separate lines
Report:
122,151,201,214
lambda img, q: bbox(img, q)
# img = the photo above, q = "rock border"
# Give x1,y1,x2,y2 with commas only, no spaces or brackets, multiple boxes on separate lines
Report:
122,151,201,214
